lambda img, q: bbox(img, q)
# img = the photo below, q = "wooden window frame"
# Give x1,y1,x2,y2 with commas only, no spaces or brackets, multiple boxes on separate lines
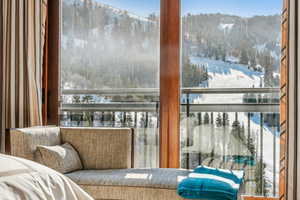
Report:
159,0,181,168
43,0,60,126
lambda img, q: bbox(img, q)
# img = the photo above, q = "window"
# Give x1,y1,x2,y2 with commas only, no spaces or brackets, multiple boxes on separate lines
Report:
59,0,282,197
180,0,281,196
61,0,160,168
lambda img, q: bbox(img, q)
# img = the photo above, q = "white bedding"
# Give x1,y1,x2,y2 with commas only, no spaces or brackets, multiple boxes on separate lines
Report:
0,154,93,200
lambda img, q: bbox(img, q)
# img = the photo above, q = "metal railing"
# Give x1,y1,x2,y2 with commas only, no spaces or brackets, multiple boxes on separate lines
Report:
60,87,280,196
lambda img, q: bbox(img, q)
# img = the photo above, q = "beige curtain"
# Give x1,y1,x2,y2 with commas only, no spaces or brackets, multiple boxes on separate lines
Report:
286,0,300,199
0,0,48,152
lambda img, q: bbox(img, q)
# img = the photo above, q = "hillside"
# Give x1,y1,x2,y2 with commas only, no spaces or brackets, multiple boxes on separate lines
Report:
61,0,280,90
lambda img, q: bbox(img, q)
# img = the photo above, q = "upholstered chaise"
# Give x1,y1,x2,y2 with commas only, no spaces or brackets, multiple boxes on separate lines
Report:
9,127,190,200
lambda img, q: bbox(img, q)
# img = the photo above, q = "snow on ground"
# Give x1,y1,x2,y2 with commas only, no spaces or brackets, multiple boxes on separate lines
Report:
61,35,87,49
189,57,263,104
218,23,234,33
254,43,267,53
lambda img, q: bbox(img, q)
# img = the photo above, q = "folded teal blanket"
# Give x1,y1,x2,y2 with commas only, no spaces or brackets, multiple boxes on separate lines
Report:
177,166,244,200
194,166,244,184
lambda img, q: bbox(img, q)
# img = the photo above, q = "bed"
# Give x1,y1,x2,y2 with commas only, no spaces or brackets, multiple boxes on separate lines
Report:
0,153,93,200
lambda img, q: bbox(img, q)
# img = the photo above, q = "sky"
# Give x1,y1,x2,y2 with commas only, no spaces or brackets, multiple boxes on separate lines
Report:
96,0,282,17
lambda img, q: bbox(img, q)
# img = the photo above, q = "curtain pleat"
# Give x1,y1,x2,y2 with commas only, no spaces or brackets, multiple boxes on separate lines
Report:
0,0,48,152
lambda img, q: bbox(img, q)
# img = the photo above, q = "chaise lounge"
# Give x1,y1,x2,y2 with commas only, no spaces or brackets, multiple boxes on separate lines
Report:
8,126,190,200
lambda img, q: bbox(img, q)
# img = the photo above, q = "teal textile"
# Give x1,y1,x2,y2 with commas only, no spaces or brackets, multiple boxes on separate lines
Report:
177,166,244,200
193,165,244,184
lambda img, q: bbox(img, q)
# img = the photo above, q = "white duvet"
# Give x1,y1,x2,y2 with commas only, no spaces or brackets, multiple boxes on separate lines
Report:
0,154,93,200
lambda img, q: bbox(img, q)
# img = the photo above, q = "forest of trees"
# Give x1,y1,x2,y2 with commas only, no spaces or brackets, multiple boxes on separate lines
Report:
182,13,281,87
62,0,280,90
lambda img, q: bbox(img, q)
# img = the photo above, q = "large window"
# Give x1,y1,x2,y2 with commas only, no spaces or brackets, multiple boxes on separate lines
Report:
60,0,282,197
61,0,160,168
180,0,281,197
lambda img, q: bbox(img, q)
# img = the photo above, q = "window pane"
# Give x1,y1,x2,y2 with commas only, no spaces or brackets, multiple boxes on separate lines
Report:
180,0,281,197
61,0,160,168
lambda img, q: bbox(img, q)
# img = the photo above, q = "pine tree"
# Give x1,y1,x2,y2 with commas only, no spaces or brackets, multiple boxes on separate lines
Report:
247,135,256,156
204,113,210,124
216,113,222,127
260,51,275,87
223,113,230,126
73,95,81,103
255,161,268,195
240,49,249,65
82,95,93,103
231,120,241,138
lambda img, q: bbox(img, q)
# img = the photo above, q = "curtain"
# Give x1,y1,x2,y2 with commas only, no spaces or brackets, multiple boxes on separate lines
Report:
0,0,48,152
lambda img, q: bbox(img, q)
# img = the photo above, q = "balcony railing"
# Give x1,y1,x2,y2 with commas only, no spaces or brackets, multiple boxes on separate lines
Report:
60,87,280,197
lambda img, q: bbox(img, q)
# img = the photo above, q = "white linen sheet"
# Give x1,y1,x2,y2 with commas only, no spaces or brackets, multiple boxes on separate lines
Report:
0,154,94,200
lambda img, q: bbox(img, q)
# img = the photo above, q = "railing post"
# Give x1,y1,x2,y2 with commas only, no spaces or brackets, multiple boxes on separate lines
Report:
101,112,104,126
186,93,190,169
272,113,276,196
134,112,137,128
112,112,115,127
260,112,264,195
145,112,149,129
198,112,202,165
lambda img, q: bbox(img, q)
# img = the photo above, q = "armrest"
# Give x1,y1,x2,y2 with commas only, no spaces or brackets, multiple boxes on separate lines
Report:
9,127,61,161
60,127,133,170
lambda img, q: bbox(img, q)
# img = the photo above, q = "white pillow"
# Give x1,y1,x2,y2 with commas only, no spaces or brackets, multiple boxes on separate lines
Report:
36,143,83,173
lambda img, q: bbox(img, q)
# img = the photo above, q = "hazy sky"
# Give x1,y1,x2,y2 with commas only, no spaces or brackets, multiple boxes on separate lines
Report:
97,0,282,17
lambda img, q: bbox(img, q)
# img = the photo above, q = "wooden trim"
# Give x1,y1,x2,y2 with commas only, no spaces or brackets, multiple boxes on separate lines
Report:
0,0,3,151
46,0,60,126
159,0,181,168
4,129,11,155
42,13,49,125
280,0,289,199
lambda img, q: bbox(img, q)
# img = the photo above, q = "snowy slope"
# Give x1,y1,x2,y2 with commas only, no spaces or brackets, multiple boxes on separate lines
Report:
189,57,264,104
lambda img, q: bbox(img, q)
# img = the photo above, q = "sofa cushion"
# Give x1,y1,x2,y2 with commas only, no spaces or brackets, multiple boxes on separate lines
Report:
65,168,191,189
10,127,61,161
36,143,83,173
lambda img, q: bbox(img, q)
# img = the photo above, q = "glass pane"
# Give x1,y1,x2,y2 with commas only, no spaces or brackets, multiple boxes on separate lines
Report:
181,0,281,197
61,0,160,168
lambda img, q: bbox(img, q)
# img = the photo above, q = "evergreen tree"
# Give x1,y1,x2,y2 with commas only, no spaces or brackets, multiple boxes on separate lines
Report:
216,113,222,127
240,49,249,65
223,113,230,126
73,95,81,103
82,95,93,103
247,134,256,156
231,119,241,138
182,57,202,87
260,51,275,87
255,161,268,195
204,112,210,124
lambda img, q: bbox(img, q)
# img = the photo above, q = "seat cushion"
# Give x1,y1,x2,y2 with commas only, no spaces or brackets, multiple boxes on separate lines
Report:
65,168,191,189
